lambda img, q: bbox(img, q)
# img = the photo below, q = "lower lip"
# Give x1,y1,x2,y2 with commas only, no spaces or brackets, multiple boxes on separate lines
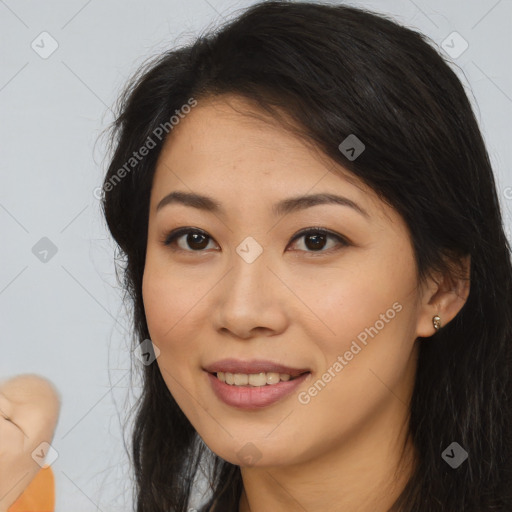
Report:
206,371,310,410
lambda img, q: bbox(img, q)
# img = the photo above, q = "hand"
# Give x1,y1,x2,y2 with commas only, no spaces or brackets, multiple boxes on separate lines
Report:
0,375,60,512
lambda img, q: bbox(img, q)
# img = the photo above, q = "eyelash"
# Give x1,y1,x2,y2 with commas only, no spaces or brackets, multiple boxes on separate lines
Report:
162,226,350,256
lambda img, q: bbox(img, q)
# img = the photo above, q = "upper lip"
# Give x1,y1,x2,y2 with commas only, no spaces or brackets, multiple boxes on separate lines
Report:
203,359,310,377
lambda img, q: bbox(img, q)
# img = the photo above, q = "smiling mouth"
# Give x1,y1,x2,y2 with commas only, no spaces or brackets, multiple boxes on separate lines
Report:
211,371,310,387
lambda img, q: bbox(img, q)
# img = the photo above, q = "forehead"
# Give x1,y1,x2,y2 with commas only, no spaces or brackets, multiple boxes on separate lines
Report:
151,95,390,221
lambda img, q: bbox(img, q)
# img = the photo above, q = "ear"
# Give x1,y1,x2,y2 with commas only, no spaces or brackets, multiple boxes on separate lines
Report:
415,254,471,338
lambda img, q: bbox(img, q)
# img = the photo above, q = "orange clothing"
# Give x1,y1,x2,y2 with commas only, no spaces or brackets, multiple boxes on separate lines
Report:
7,467,54,512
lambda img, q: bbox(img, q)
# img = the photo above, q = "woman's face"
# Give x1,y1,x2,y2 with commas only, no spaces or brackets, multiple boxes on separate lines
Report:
142,94,432,467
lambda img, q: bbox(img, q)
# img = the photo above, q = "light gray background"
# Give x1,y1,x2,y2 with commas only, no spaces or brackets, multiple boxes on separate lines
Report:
1,0,511,510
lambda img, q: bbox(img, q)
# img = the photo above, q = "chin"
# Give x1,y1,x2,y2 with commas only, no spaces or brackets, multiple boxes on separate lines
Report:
200,432,303,468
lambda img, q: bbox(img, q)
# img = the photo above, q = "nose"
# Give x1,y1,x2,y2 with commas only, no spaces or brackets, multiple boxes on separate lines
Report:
213,248,289,340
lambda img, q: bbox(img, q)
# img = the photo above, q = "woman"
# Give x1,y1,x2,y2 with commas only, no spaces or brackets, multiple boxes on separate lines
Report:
100,1,512,510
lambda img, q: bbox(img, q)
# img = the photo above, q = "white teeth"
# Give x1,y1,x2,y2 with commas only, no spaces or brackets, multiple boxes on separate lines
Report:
249,373,267,386
265,372,280,385
215,371,296,386
234,373,249,385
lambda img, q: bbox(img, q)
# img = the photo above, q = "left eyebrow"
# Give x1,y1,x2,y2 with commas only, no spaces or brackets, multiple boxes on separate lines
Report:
272,192,370,219
156,191,370,220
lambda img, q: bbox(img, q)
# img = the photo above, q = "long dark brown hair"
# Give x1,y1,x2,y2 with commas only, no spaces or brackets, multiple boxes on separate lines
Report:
100,1,512,510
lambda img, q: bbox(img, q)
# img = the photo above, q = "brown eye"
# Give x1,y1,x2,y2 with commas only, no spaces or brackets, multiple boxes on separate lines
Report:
288,228,349,254
182,232,210,250
163,228,217,252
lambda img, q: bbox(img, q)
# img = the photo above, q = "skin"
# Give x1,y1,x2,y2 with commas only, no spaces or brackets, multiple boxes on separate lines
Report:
142,94,470,512
0,375,60,512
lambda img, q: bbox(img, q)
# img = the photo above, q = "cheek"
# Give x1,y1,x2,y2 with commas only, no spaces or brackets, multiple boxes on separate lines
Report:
302,258,409,344
142,264,207,373
142,266,208,423
143,260,189,339
305,247,418,386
